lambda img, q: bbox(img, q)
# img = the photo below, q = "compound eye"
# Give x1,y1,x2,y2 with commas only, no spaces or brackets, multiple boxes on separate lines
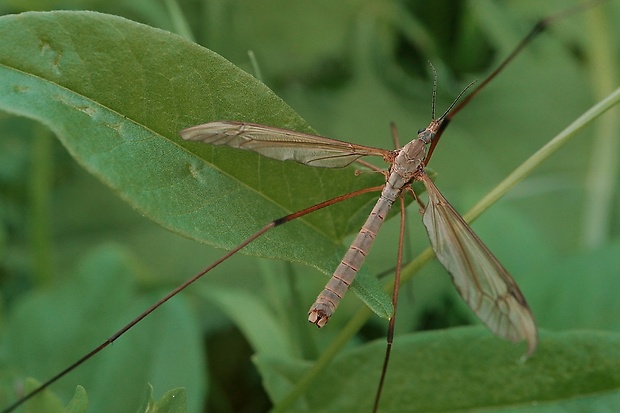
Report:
417,128,426,134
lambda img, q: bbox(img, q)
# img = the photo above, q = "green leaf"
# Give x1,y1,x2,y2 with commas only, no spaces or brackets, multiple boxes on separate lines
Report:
19,378,87,413
135,384,186,413
0,10,391,318
151,388,186,413
256,327,620,412
135,384,155,413
2,245,206,413
197,284,295,358
22,378,67,413
65,386,88,413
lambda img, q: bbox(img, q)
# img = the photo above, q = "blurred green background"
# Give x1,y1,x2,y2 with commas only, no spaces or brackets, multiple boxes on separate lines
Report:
0,0,619,412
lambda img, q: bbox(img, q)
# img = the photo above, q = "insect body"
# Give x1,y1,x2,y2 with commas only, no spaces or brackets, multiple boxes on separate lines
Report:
180,75,537,355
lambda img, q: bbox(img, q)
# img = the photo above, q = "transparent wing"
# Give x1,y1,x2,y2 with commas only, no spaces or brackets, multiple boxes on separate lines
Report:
180,121,390,168
419,173,538,355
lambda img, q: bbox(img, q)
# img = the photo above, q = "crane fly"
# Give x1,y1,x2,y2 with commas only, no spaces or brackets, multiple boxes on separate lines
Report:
2,1,607,412
180,70,537,411
180,74,537,355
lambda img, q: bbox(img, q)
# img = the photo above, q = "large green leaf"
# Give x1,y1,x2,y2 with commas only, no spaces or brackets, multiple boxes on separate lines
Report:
256,327,620,412
0,11,392,315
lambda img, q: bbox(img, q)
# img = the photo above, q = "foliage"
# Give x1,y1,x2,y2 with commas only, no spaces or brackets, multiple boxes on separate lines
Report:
0,0,619,412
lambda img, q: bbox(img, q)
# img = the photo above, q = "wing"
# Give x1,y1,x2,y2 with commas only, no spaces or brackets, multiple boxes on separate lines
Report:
180,121,390,168
419,173,538,355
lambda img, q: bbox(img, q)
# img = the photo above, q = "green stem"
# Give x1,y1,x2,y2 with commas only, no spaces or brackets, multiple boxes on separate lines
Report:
270,305,372,413
462,86,620,227
164,0,195,42
581,5,619,248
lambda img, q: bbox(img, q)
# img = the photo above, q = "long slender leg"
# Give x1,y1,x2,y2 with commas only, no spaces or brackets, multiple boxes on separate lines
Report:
407,186,426,211
2,185,384,413
390,122,401,149
373,195,407,413
425,0,606,165
355,158,386,174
